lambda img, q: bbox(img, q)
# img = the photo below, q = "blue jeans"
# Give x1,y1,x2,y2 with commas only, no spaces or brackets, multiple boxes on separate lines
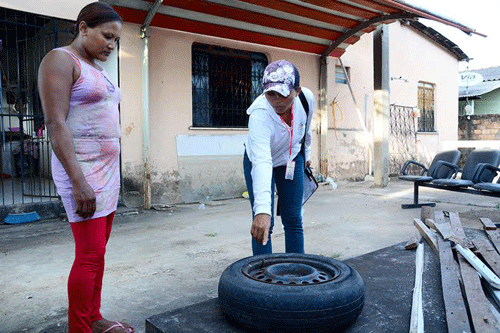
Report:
243,151,305,255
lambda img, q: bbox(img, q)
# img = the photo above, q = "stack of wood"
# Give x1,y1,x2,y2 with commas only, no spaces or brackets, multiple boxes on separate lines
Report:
407,207,500,333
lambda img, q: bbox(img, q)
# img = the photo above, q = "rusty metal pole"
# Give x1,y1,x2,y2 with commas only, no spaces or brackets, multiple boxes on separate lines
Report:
319,56,329,176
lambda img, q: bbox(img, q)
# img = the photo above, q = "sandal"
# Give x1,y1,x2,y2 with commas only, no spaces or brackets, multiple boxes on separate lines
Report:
101,321,134,333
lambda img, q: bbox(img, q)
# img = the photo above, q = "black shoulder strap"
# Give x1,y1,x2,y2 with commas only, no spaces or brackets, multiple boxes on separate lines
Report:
298,90,309,116
298,90,310,158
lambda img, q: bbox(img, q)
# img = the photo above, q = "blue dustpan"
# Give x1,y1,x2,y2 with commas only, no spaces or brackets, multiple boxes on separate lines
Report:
4,212,41,224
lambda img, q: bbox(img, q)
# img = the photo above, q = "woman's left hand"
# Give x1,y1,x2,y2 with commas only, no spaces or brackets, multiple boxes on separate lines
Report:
307,160,312,167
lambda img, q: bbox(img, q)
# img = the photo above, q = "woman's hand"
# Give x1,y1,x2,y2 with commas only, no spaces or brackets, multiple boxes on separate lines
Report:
251,213,271,245
307,160,312,168
72,178,96,219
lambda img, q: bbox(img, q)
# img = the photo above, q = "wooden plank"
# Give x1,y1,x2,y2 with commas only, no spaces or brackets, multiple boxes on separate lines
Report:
414,219,438,255
438,238,472,333
448,211,474,249
473,237,500,277
456,244,500,289
409,243,424,333
405,232,422,250
457,252,500,332
421,206,433,224
434,222,453,240
424,218,437,231
433,210,446,225
485,229,500,255
481,217,498,230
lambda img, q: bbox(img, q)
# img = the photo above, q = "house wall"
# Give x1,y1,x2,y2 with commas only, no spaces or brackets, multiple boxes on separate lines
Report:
459,89,500,115
0,0,93,20
388,21,460,166
119,23,322,206
327,34,374,181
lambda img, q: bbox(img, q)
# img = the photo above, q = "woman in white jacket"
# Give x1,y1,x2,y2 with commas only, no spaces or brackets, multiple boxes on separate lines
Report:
244,60,315,255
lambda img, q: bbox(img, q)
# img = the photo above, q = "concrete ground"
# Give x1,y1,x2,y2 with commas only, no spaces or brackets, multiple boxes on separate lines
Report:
2,179,500,333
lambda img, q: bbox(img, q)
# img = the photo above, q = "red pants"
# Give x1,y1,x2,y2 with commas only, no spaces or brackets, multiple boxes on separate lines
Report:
68,213,115,333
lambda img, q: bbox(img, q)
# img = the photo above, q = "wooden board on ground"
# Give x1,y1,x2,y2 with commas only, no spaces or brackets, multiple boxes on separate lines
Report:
473,236,500,277
481,217,498,231
414,219,438,255
448,212,474,249
437,238,472,333
434,210,446,225
485,229,500,255
405,232,422,250
457,252,500,332
421,206,433,224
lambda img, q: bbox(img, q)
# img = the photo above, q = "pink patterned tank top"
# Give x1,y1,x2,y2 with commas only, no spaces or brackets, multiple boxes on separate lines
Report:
51,48,122,222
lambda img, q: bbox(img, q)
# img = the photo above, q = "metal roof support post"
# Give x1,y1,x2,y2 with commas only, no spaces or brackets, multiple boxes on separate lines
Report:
373,25,390,187
141,25,152,209
140,0,163,209
319,55,329,176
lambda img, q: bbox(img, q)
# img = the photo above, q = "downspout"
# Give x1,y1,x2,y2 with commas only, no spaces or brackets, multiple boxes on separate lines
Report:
140,0,163,209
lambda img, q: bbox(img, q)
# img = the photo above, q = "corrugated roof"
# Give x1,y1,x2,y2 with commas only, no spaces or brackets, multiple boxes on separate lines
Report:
459,80,500,98
459,66,500,98
406,20,469,61
103,0,481,58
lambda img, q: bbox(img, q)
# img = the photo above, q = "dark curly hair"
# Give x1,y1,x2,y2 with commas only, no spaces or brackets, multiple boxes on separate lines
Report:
73,2,122,39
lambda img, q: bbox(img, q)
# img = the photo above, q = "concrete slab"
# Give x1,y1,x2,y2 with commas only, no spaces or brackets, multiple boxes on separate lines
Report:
145,241,445,333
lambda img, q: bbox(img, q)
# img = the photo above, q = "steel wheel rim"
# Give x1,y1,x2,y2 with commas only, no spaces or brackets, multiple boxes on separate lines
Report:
241,256,341,285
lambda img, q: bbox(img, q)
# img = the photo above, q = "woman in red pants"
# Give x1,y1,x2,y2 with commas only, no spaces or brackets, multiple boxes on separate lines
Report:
38,2,133,332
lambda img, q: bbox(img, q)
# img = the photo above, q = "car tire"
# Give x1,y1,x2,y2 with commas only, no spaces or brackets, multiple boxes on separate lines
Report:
218,253,365,332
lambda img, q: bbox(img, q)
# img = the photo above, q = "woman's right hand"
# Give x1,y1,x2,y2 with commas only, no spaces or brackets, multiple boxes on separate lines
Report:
251,213,271,245
72,179,96,219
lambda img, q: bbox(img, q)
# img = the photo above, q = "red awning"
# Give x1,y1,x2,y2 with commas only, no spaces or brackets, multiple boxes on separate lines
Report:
105,0,482,58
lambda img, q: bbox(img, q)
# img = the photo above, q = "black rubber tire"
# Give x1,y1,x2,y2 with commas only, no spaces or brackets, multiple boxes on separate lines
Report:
218,253,365,333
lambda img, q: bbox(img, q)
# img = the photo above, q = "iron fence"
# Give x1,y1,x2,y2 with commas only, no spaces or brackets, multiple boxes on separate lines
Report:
0,7,73,206
389,104,417,176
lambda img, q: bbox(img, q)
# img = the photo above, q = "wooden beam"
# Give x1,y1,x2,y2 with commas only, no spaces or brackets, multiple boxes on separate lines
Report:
448,211,474,249
433,210,446,225
456,244,500,289
438,238,472,333
405,232,422,250
457,252,500,332
481,217,498,231
414,218,438,255
485,229,500,255
473,237,500,277
421,206,433,223
424,218,437,231
409,243,424,333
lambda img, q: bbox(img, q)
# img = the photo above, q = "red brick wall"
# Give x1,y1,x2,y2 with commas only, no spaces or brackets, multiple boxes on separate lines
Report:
458,114,500,140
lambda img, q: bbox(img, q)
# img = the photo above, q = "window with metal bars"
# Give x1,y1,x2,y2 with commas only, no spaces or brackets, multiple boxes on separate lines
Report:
417,81,435,132
191,43,267,128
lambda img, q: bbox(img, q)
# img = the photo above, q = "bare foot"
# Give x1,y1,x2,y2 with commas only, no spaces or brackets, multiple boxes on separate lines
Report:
92,318,134,333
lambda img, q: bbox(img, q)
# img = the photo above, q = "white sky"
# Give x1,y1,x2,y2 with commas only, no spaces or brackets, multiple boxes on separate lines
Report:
406,0,500,71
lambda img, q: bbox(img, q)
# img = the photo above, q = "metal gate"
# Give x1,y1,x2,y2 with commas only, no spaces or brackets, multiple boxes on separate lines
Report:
389,104,417,176
0,7,74,206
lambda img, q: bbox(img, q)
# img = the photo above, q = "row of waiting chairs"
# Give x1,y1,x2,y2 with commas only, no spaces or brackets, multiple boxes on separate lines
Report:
399,149,500,209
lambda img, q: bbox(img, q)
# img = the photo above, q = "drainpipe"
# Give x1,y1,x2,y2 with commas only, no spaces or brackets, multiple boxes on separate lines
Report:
319,56,329,176
140,0,163,209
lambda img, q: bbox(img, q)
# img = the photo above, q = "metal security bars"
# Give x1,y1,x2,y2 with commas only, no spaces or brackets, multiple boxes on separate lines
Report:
192,43,267,128
0,7,73,206
389,104,417,176
417,82,435,132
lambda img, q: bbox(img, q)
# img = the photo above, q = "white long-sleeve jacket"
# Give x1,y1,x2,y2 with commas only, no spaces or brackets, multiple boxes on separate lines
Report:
245,87,315,216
